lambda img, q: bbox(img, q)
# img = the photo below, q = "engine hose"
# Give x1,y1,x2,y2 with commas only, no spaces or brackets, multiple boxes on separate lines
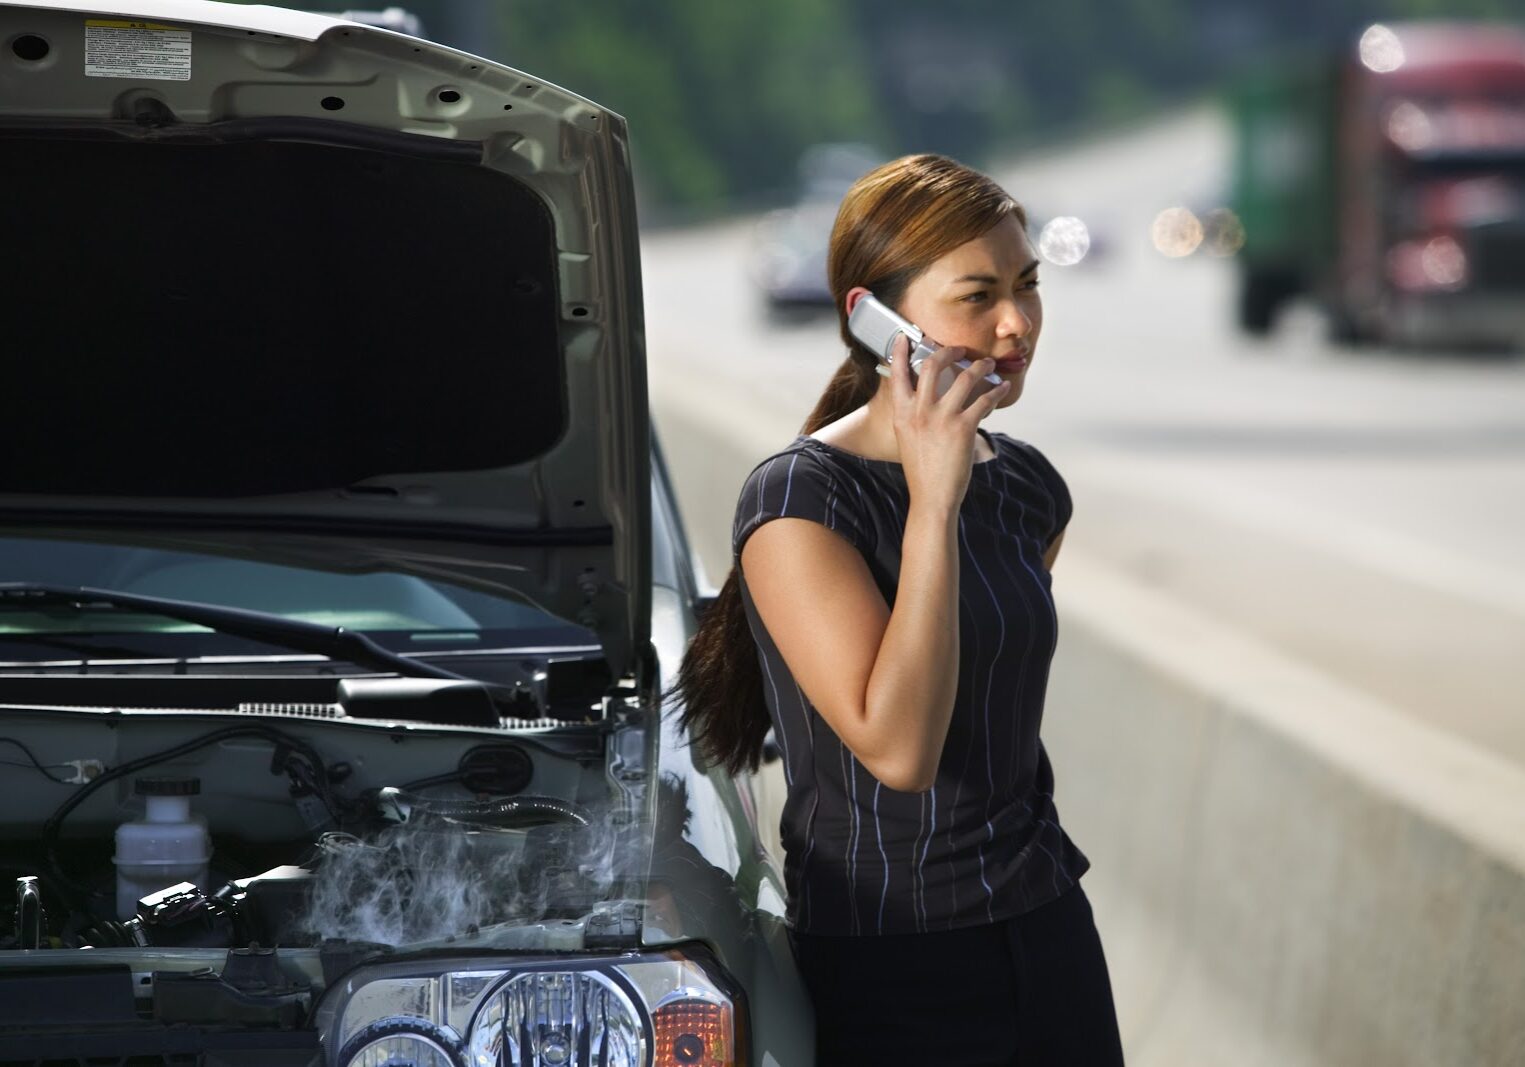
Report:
380,789,591,828
69,919,137,949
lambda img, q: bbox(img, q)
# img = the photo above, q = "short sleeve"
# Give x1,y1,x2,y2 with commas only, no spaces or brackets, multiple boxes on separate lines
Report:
1008,439,1072,542
731,448,873,564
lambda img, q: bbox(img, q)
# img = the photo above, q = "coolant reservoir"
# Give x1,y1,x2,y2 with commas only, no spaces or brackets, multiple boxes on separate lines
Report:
114,777,212,920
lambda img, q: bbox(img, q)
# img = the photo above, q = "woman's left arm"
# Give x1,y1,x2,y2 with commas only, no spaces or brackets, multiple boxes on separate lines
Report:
1044,528,1065,571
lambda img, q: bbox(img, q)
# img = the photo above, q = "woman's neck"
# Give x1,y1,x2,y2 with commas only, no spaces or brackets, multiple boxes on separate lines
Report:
808,384,996,463
807,389,896,462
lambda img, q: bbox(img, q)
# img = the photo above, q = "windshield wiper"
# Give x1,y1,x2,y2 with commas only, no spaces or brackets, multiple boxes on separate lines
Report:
0,582,508,700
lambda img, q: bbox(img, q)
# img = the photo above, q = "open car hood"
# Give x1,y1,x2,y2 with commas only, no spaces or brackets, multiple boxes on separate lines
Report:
0,0,651,677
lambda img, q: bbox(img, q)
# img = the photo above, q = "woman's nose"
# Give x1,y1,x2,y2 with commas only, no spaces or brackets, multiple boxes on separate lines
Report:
997,300,1031,338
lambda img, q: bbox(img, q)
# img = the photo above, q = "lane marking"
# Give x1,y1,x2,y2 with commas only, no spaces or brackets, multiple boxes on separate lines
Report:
1069,457,1525,626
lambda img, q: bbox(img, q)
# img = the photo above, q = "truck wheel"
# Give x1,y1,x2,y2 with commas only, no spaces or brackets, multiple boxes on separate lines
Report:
1326,305,1366,347
1238,273,1278,335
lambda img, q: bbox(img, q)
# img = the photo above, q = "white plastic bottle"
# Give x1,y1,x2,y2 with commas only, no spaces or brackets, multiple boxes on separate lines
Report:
113,777,212,920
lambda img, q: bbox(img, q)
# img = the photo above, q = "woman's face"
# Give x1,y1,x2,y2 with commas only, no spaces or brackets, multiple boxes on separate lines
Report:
893,214,1042,409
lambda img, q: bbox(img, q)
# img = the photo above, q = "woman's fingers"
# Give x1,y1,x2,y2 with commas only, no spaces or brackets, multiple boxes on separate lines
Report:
940,356,997,410
914,344,967,411
889,332,914,403
964,377,1013,421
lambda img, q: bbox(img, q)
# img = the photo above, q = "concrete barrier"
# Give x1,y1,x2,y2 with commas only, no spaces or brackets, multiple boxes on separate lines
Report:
1047,554,1525,1067
651,381,1525,1065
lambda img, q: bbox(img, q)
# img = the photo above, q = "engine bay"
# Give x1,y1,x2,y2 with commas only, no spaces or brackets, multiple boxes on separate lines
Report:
0,669,652,959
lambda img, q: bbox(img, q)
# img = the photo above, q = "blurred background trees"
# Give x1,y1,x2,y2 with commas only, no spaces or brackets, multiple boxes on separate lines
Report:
296,0,1525,220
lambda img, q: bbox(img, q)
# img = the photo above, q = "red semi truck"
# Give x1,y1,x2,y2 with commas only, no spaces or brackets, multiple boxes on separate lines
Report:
1229,22,1525,349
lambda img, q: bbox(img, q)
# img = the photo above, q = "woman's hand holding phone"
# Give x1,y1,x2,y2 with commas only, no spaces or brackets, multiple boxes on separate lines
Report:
888,332,1012,512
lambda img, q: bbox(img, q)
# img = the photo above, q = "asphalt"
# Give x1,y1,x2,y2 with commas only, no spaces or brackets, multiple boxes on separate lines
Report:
641,104,1525,767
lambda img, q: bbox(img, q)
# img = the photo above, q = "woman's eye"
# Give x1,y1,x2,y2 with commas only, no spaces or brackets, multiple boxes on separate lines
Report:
1020,279,1041,291
960,291,988,303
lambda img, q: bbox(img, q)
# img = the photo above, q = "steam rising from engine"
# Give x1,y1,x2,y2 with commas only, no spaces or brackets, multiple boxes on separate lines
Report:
304,794,621,947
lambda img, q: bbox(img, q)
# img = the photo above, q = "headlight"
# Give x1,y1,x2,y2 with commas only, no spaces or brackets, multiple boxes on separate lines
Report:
1387,235,1468,292
315,949,742,1067
468,971,644,1065
340,1020,463,1067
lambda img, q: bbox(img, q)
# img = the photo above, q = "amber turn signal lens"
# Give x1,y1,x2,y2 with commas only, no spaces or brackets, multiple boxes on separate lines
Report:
653,996,734,1066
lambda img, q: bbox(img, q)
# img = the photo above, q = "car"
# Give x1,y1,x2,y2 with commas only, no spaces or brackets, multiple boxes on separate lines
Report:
749,142,884,314
750,199,840,312
0,2,811,1064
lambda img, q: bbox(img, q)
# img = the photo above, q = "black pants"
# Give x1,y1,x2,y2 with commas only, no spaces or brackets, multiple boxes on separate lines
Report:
789,884,1125,1066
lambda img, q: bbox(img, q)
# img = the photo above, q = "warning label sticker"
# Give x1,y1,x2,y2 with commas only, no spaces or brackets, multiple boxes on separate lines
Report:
84,19,191,81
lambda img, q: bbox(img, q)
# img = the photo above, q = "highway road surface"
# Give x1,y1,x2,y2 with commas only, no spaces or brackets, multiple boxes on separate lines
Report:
640,105,1525,768
641,104,1525,769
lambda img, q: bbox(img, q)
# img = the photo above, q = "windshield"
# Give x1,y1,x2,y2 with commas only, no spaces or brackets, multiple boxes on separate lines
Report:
0,534,596,659
1393,165,1525,233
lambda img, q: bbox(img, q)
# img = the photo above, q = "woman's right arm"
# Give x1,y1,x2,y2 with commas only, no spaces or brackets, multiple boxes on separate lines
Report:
739,342,1010,792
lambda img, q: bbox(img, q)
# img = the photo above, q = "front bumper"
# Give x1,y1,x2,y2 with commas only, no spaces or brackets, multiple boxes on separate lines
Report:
1388,291,1525,350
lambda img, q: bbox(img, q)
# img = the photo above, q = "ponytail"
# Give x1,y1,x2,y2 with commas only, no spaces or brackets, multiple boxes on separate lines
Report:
669,569,765,775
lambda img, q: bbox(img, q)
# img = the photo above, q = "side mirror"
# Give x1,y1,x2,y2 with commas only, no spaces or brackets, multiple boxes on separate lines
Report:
761,729,782,765
691,565,721,624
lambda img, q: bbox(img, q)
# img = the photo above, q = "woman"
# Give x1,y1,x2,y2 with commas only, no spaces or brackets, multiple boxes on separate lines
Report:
674,154,1124,1065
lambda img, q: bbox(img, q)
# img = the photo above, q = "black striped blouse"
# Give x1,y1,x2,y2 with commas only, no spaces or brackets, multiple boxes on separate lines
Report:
732,428,1090,935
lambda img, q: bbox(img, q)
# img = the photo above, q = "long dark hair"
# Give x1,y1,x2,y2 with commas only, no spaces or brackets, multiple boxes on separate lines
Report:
670,154,1025,775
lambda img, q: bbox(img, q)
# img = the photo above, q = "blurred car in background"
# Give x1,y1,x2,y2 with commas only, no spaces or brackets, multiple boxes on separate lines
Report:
1227,20,1525,350
750,142,884,313
0,1,811,1064
337,6,425,37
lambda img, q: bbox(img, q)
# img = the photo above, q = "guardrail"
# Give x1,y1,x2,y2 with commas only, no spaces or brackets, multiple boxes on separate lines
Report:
1047,554,1525,1067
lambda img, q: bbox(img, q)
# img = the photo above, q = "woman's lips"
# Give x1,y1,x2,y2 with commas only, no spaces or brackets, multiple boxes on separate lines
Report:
992,355,1029,373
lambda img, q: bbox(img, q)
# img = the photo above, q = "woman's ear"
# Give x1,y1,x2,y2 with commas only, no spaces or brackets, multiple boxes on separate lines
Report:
844,286,871,317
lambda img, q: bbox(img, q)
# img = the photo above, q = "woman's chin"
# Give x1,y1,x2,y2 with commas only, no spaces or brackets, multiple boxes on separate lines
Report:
993,382,1024,409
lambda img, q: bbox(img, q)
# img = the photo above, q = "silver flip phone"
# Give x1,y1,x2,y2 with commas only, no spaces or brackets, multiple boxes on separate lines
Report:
846,293,1002,407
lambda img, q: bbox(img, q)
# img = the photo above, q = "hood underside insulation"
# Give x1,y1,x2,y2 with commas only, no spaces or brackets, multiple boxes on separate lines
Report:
0,126,565,497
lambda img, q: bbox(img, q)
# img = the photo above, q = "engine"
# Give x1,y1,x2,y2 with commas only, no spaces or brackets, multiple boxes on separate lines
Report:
3,783,609,953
